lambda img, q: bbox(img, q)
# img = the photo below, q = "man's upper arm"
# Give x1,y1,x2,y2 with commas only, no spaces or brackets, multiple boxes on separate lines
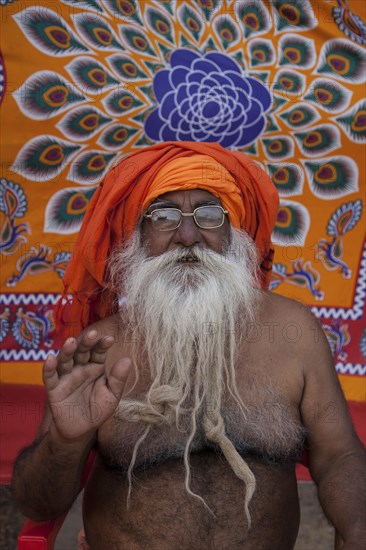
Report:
299,310,362,480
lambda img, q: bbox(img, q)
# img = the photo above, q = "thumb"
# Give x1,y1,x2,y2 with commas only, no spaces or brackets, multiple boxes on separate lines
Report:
106,357,131,401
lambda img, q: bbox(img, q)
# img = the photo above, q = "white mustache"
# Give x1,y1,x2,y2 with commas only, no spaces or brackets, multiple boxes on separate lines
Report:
143,245,229,268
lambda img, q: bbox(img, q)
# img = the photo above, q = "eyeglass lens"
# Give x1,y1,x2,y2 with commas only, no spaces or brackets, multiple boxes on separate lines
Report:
150,206,224,230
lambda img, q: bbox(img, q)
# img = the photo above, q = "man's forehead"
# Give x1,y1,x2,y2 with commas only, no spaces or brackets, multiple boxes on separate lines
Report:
149,188,222,206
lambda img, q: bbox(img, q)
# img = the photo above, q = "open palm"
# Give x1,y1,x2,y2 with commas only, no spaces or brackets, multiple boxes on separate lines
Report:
43,330,131,441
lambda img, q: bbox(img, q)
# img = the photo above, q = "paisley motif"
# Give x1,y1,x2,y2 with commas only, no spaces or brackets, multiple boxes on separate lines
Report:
10,306,55,349
302,156,358,198
360,329,366,358
333,0,366,45
0,179,28,220
0,179,29,256
327,199,363,237
0,308,10,343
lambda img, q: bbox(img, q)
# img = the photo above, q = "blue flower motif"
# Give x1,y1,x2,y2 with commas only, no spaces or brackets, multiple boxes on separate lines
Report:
145,49,272,148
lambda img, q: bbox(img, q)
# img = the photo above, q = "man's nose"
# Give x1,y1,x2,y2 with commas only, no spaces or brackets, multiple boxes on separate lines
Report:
172,215,202,247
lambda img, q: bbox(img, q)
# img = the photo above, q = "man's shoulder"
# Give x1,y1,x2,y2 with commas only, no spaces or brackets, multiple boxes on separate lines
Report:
258,291,327,352
259,291,314,322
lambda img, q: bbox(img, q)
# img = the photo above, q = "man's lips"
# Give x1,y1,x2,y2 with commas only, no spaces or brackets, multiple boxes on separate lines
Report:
178,256,199,263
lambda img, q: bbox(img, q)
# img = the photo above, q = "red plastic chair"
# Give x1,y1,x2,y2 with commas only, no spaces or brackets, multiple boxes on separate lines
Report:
18,515,67,550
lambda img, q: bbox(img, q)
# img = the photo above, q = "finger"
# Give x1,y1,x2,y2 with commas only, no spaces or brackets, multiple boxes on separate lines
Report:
56,337,78,376
43,353,60,391
74,332,115,365
106,357,132,401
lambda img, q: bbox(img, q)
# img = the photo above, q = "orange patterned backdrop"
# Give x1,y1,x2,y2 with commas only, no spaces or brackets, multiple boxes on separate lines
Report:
1,1,365,412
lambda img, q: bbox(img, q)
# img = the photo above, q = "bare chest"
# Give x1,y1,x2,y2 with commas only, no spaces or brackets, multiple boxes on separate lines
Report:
97,368,305,471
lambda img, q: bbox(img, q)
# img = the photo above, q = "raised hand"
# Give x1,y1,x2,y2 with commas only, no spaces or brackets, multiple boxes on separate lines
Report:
43,329,131,442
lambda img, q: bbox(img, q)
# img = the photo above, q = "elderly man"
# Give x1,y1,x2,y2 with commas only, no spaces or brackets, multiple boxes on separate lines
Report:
13,142,365,549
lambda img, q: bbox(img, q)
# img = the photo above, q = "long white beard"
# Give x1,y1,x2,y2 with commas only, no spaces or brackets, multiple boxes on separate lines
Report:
109,228,261,525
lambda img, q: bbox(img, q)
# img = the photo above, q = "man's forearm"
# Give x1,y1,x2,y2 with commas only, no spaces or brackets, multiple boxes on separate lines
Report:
316,451,366,548
12,428,95,521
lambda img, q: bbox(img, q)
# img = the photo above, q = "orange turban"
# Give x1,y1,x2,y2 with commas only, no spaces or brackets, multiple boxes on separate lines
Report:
141,155,244,228
56,141,279,338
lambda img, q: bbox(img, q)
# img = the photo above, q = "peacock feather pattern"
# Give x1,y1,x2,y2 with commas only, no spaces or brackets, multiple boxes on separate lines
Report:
302,156,358,199
44,186,97,234
278,35,316,68
315,39,366,83
293,124,341,156
335,100,366,142
13,72,89,120
304,78,352,113
273,200,310,246
279,104,320,129
266,164,304,196
1,0,365,370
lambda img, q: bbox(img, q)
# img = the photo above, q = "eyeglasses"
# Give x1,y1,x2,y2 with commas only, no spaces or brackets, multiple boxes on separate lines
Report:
143,205,228,231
